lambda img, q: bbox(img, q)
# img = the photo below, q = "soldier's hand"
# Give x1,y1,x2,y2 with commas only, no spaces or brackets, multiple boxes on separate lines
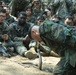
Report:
24,35,30,41
14,37,18,41
2,34,9,40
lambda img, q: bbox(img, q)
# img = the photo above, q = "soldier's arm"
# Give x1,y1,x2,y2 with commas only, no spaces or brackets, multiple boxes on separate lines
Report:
7,23,16,40
0,23,9,41
3,23,12,41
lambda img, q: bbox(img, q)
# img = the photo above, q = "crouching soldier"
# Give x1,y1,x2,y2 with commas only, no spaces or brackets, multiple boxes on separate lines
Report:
27,20,76,75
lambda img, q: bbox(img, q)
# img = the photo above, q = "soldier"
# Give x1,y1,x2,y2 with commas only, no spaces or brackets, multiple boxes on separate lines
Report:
32,0,43,18
43,7,53,20
64,16,73,26
24,6,36,24
0,8,14,56
48,0,76,21
8,11,37,59
4,7,16,25
27,20,76,75
36,15,45,25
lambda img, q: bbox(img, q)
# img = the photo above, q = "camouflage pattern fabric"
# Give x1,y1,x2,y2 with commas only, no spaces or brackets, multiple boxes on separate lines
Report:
53,57,76,75
39,20,76,74
26,15,36,24
33,8,43,18
48,0,75,20
0,22,14,56
69,0,76,15
8,21,31,55
8,21,30,40
0,22,9,42
5,15,16,25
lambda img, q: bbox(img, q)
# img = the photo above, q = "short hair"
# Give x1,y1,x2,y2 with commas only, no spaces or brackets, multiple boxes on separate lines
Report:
24,6,32,11
52,15,61,20
18,11,27,18
65,16,73,21
47,7,52,11
73,14,76,18
37,16,45,21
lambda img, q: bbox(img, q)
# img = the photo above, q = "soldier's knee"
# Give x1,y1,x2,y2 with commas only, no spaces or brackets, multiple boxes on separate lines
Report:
16,46,27,55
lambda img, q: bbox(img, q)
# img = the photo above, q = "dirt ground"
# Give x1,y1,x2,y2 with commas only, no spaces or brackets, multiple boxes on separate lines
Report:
0,55,60,75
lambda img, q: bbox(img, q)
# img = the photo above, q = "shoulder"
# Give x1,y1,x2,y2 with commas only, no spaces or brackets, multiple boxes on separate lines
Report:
8,21,18,30
39,20,58,34
3,22,9,28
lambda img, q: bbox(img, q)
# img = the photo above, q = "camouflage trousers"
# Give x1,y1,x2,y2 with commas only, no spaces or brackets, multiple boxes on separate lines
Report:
14,41,27,56
2,40,14,47
53,57,76,75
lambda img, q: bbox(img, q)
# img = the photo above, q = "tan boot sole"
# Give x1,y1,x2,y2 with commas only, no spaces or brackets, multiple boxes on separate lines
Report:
25,51,37,59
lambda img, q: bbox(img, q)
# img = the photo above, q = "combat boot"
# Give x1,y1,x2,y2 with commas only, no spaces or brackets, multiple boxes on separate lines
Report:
24,47,38,59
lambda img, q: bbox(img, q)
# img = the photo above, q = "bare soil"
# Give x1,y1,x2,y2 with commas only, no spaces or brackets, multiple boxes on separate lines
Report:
0,55,60,75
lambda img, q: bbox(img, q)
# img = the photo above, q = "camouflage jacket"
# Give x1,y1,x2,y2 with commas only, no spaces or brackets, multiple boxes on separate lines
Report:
39,20,76,67
8,21,31,41
48,0,72,19
26,15,36,24
0,22,9,42
5,15,16,25
33,8,43,18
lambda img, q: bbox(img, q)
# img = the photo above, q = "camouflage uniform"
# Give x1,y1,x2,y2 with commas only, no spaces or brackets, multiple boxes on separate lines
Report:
33,8,43,18
5,15,16,25
69,0,76,15
0,22,13,45
32,0,43,18
38,20,76,75
48,0,75,20
0,22,14,56
8,21,31,56
26,15,36,24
